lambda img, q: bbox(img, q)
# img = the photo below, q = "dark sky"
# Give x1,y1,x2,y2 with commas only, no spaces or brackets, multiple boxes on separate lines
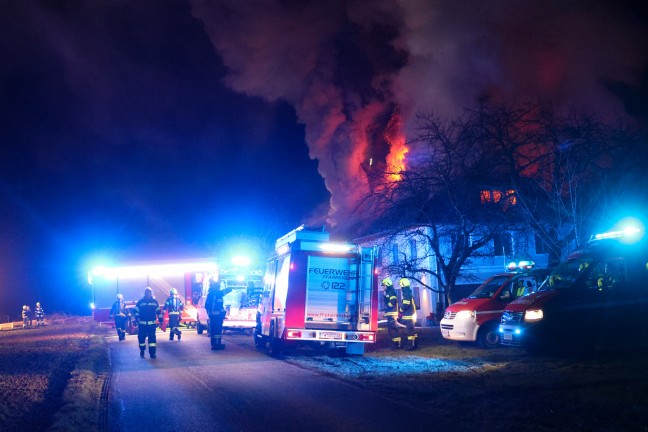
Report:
1,0,647,317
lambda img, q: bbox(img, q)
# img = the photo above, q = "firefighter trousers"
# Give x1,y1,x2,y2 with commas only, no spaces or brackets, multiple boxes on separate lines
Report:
169,313,181,339
138,323,157,356
400,317,417,349
209,313,225,349
114,315,127,340
387,316,402,347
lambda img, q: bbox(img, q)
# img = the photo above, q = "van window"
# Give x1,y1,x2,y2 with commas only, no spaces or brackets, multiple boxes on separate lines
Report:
587,258,627,291
468,275,511,299
541,258,593,291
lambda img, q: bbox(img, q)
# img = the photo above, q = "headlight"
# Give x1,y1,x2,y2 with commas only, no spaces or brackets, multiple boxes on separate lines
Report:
524,309,544,322
455,310,476,320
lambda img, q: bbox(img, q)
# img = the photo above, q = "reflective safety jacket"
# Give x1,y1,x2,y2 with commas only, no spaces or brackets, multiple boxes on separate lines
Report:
163,295,184,315
400,286,416,320
383,286,399,318
34,306,45,318
205,287,232,316
134,297,161,325
110,299,128,318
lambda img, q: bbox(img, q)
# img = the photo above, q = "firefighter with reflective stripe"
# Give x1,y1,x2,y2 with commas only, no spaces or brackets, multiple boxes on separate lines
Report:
399,278,418,351
134,287,162,358
163,288,184,341
34,302,45,327
110,294,129,341
382,278,402,349
205,280,232,350
21,305,31,329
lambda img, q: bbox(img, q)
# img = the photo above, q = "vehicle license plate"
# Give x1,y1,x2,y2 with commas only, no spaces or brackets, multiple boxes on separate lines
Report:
442,330,450,337
320,331,342,340
503,333,513,341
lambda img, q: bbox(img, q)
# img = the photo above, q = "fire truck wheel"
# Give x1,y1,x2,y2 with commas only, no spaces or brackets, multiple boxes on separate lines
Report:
477,324,500,349
267,321,282,357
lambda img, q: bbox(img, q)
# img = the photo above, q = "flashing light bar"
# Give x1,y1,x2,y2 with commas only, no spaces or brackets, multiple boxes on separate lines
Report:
318,243,355,253
90,261,218,280
594,226,641,240
507,260,536,271
232,256,251,266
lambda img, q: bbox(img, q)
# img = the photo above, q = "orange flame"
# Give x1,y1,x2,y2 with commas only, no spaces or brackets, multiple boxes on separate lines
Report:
384,110,408,181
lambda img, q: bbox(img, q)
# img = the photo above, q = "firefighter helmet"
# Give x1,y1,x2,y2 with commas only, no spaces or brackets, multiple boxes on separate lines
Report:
22,305,27,310
144,287,153,295
381,278,393,287
36,302,40,307
170,288,178,296
399,278,411,288
116,293,124,300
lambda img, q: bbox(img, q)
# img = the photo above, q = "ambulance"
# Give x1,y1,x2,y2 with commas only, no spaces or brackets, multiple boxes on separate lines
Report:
440,261,550,348
500,226,648,352
254,226,379,356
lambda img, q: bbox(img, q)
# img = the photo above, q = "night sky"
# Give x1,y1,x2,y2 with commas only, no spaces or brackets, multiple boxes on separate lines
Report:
1,0,647,317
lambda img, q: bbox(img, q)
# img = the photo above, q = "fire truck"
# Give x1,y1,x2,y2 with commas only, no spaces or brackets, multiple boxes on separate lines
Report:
88,259,217,332
440,261,550,348
500,226,648,352
254,226,379,356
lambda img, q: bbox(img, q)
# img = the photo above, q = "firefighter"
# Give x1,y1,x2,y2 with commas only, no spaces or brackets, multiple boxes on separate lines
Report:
399,278,418,351
134,287,162,358
21,305,30,329
110,293,129,341
205,280,232,350
382,278,402,349
163,288,184,341
34,302,45,327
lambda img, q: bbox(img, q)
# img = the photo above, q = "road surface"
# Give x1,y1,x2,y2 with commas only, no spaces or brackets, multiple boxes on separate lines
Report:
108,328,429,432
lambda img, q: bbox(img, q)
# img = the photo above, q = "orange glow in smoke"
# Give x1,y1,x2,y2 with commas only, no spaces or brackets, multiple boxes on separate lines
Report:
384,110,408,181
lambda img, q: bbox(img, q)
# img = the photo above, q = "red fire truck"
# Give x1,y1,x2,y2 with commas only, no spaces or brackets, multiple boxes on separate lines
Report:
88,259,217,332
440,261,550,348
254,226,379,356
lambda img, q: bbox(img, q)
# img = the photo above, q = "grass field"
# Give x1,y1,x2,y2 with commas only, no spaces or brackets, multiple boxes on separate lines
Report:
0,317,109,432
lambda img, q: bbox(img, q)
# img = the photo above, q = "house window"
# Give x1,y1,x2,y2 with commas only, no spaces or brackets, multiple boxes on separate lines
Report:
480,188,517,207
391,244,400,264
493,233,512,257
409,240,417,260
534,234,549,255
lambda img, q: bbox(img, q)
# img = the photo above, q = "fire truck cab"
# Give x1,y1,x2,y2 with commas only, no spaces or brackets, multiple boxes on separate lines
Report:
255,226,379,356
440,261,550,348
500,227,648,352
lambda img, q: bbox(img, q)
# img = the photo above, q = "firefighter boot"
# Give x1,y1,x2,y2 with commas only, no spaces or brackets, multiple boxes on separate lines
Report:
169,332,174,341
406,337,417,351
139,349,145,359
391,338,402,350
177,329,182,341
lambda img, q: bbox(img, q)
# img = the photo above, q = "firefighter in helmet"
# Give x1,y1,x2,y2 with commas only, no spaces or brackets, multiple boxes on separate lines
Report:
205,280,232,350
382,278,402,349
399,278,418,350
163,288,184,341
22,305,30,329
110,293,129,341
34,302,45,327
134,287,162,358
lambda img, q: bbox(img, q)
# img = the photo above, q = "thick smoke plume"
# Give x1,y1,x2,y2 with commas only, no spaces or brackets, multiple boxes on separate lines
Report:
190,0,647,231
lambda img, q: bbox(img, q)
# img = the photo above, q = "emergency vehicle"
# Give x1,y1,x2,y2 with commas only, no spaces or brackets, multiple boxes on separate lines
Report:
195,264,263,334
88,259,217,331
255,226,379,356
499,227,648,352
440,261,550,348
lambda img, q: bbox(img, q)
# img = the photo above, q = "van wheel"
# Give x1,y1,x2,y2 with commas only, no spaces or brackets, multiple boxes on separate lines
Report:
196,319,205,335
267,321,282,357
477,324,500,349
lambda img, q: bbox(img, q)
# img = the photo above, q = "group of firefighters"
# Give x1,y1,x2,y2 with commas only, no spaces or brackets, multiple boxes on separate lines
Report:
109,280,231,358
21,302,45,328
382,277,418,351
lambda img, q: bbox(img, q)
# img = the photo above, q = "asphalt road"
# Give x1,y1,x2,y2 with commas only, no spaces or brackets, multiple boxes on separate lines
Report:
107,328,428,432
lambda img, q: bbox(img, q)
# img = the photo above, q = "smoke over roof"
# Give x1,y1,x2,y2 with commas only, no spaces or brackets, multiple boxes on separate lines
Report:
190,0,648,230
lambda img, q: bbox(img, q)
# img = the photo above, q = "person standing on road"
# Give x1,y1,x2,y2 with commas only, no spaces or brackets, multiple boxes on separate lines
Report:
205,280,232,350
134,287,162,358
34,302,45,327
382,278,402,349
399,278,418,351
110,293,129,341
22,305,30,329
163,288,184,341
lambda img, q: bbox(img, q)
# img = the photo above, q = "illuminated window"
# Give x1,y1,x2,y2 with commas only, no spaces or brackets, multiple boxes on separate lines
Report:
480,188,517,206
